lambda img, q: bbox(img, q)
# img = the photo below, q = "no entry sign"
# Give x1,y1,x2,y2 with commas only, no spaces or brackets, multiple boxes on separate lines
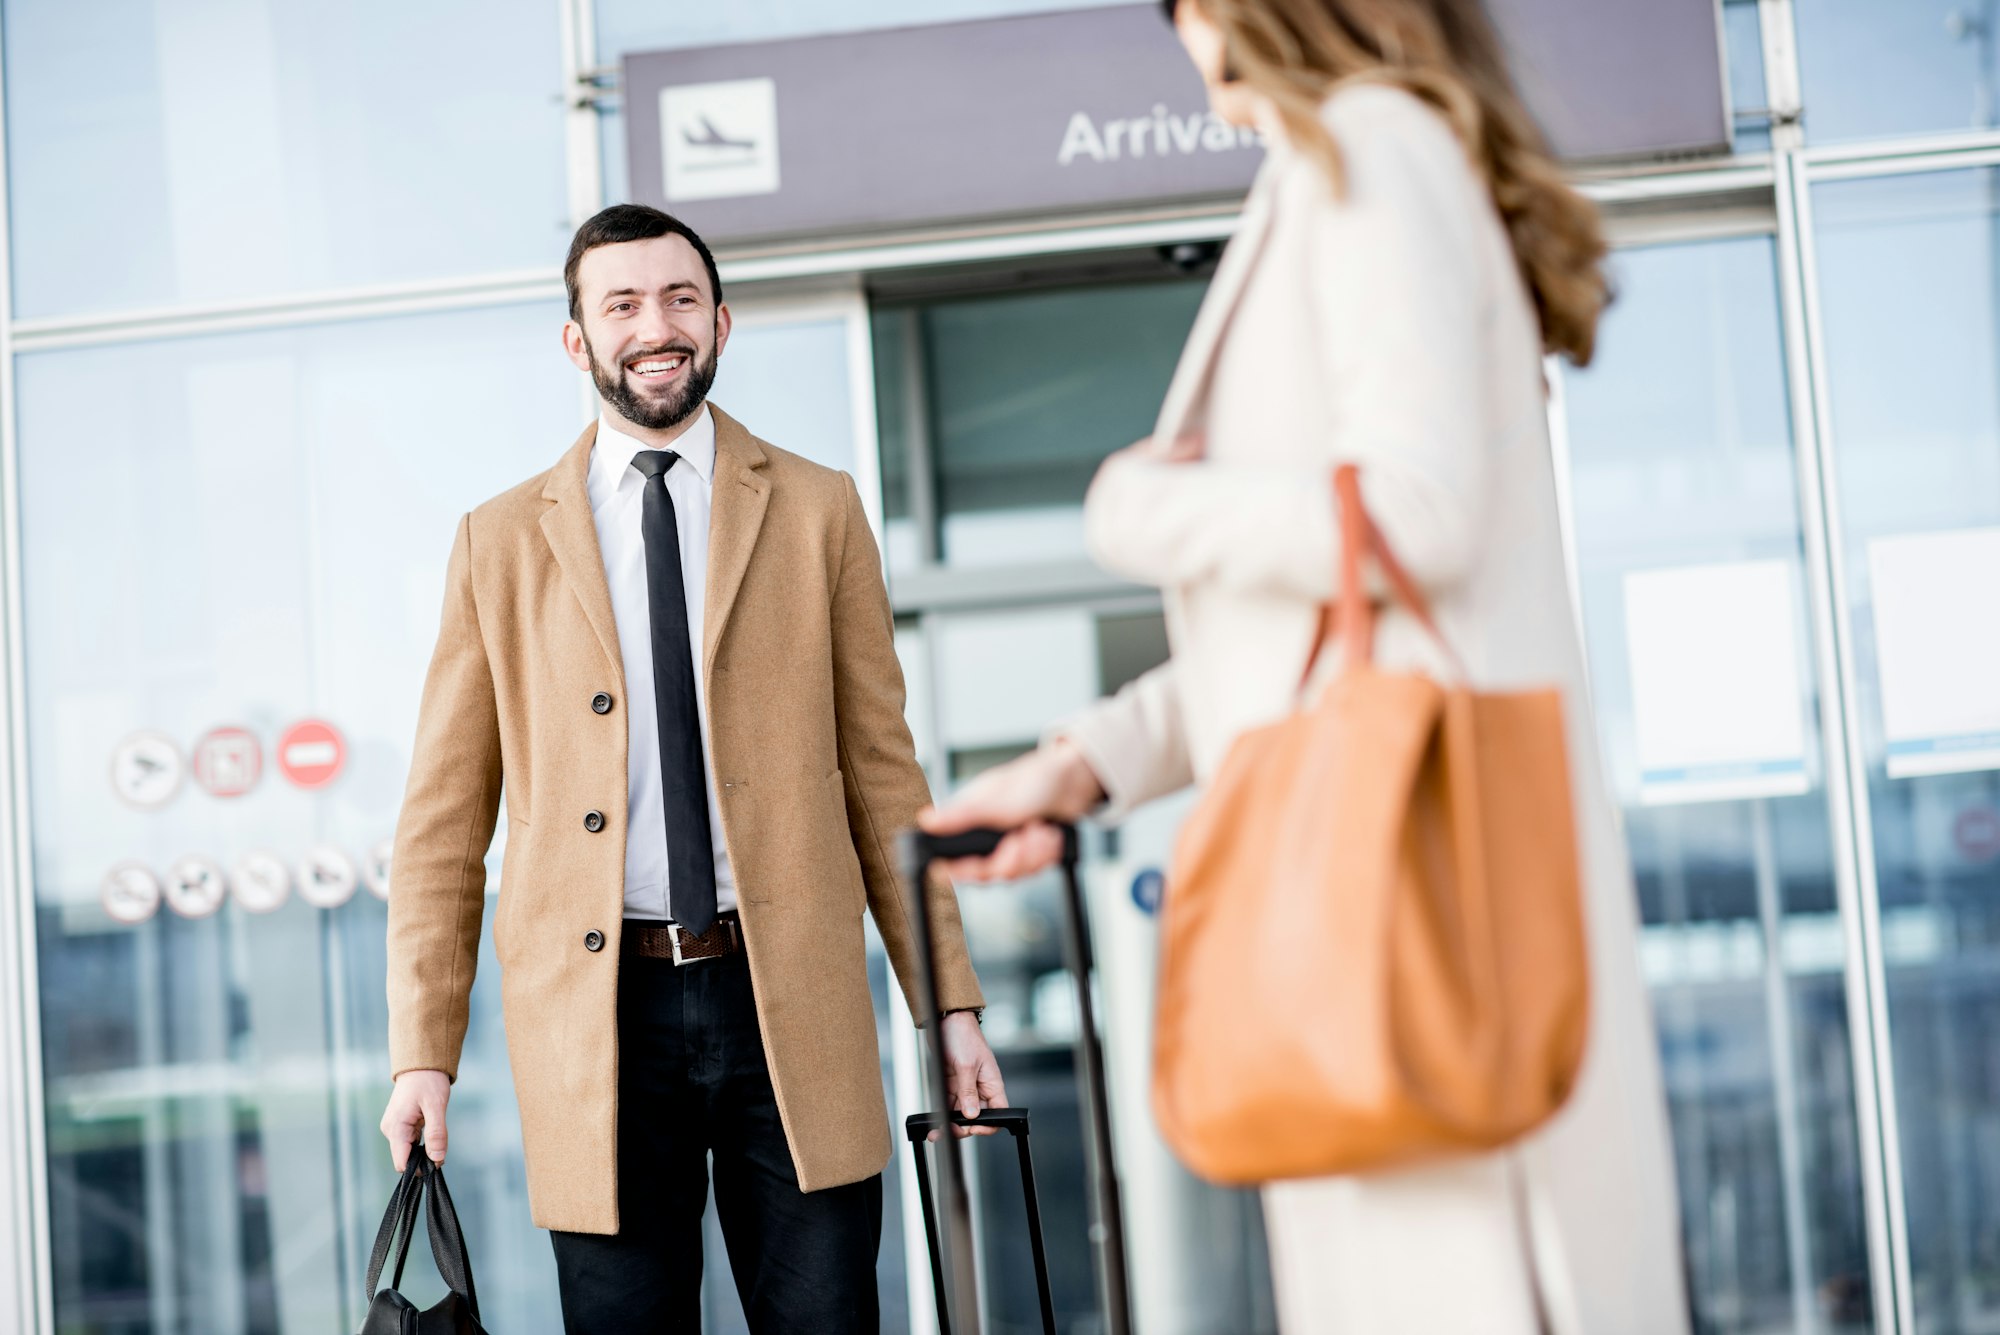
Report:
278,720,347,790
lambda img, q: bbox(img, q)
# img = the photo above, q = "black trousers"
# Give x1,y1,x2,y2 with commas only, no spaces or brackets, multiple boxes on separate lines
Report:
549,936,883,1333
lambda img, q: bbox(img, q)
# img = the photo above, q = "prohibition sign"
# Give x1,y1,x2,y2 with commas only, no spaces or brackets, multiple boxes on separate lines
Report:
278,720,347,790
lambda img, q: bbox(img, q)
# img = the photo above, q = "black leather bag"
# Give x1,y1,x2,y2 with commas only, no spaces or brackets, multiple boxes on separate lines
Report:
358,1145,487,1334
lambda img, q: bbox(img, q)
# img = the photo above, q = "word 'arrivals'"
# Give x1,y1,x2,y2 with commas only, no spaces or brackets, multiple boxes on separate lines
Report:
1058,106,1264,166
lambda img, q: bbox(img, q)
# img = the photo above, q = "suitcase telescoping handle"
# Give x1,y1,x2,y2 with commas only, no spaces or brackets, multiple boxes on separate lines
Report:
905,1109,1055,1335
896,824,1133,1335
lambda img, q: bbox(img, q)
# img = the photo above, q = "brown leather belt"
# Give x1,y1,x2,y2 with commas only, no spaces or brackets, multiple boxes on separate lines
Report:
622,913,743,966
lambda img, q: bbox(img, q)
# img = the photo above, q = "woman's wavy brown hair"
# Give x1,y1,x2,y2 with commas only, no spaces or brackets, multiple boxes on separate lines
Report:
1199,0,1609,364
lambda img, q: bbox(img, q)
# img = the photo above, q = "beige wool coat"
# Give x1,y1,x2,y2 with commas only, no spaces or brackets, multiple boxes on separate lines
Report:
387,406,983,1235
1058,87,1690,1333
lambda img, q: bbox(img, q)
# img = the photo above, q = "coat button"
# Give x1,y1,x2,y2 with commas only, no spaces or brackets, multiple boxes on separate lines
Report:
583,810,605,833
591,691,613,715
584,930,604,952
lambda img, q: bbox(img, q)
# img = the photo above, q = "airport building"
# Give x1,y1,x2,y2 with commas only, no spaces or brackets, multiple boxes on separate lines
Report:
1,2,1998,1332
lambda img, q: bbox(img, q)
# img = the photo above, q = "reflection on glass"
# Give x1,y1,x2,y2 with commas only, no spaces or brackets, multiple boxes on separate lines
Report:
1813,167,2000,1335
872,280,1203,570
1560,236,1872,1332
1,0,568,318
1794,0,2000,144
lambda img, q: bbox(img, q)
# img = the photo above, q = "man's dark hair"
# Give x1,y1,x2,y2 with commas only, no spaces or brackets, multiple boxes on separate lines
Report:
563,204,724,321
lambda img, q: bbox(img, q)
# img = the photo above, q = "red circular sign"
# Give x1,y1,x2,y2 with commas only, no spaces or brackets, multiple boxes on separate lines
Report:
278,720,347,790
191,726,262,798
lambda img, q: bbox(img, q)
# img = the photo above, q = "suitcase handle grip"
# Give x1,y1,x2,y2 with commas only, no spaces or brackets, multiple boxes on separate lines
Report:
904,1107,1032,1141
906,826,1080,866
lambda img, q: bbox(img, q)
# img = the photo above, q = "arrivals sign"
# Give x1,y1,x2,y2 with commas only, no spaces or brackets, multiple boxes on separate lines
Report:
623,1,1729,248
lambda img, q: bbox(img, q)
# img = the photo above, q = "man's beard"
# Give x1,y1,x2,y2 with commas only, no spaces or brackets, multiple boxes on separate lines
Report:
584,330,719,432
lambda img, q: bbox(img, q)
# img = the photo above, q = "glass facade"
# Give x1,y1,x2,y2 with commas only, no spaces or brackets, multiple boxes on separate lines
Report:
5,2,2000,1333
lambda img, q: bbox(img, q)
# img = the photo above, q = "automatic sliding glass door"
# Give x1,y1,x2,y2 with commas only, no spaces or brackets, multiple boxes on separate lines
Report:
1809,165,2000,1335
1557,229,1875,1334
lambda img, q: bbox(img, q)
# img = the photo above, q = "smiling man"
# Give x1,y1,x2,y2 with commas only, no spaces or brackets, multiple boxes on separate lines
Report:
379,204,1004,1333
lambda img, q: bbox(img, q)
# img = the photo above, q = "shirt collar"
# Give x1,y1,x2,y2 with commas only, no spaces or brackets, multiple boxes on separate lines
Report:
587,403,716,510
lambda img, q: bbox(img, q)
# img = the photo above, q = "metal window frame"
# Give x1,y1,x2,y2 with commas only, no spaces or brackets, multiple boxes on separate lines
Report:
0,8,52,1331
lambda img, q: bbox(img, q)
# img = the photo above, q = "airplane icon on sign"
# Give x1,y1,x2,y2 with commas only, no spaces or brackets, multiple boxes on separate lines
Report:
683,115,756,152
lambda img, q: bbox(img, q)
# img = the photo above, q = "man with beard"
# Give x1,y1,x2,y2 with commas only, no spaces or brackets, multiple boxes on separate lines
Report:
379,204,1004,1332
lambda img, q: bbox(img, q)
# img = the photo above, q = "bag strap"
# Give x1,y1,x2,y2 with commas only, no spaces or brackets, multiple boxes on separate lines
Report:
423,1157,483,1321
1298,464,1465,691
364,1150,428,1300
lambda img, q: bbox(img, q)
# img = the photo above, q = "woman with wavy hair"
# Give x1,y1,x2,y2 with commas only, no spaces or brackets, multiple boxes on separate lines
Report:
924,0,1690,1330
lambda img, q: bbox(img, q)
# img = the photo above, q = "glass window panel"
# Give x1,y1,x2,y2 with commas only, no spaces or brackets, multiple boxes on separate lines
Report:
1794,0,2000,144
711,312,857,475
22,303,574,1332
873,278,1204,570
1559,234,1874,1332
1812,167,2000,1334
2,0,568,319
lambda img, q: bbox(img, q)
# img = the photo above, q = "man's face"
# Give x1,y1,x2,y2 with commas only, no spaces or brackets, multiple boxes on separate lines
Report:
563,234,731,432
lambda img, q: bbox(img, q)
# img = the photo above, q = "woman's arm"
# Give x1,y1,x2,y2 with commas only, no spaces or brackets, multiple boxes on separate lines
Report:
921,661,1192,880
1046,660,1192,824
1085,100,1495,600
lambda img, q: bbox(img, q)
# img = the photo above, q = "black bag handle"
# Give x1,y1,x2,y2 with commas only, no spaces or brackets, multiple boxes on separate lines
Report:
365,1150,427,1300
363,1141,482,1321
423,1153,482,1321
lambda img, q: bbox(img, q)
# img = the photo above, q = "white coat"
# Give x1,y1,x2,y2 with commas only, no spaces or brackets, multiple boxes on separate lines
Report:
1058,83,1691,1335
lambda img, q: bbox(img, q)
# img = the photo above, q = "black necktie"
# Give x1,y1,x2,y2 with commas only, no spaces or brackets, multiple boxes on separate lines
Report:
630,450,718,937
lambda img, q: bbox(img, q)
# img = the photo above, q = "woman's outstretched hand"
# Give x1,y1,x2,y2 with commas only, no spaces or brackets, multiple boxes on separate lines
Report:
918,738,1108,882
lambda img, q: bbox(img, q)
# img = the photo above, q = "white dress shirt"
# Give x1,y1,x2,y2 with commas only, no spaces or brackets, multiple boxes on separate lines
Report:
586,405,739,919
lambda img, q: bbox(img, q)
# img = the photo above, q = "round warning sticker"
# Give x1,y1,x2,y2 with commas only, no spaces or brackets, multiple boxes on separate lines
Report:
298,846,359,909
101,862,163,925
232,850,292,915
192,726,263,799
164,855,228,919
110,732,184,811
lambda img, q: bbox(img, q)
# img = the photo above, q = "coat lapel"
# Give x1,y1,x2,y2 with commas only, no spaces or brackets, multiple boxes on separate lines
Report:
703,405,771,673
1153,153,1288,442
539,421,626,695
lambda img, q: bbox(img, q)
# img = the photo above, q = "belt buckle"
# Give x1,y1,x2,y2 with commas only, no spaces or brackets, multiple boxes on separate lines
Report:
669,918,734,966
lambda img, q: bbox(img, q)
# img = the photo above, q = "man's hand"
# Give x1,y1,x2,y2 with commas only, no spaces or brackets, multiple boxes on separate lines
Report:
933,1011,1008,1140
918,738,1106,883
381,1069,452,1171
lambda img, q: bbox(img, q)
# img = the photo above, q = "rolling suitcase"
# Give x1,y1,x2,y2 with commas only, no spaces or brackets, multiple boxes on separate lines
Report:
897,823,1133,1335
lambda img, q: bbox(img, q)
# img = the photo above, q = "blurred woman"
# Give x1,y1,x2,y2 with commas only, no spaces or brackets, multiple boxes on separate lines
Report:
921,1,1689,1330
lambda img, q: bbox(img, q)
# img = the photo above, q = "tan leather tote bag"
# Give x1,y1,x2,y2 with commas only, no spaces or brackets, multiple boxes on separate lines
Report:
1151,464,1591,1184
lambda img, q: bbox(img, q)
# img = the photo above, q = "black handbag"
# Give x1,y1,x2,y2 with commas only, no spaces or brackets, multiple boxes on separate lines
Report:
358,1143,487,1334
